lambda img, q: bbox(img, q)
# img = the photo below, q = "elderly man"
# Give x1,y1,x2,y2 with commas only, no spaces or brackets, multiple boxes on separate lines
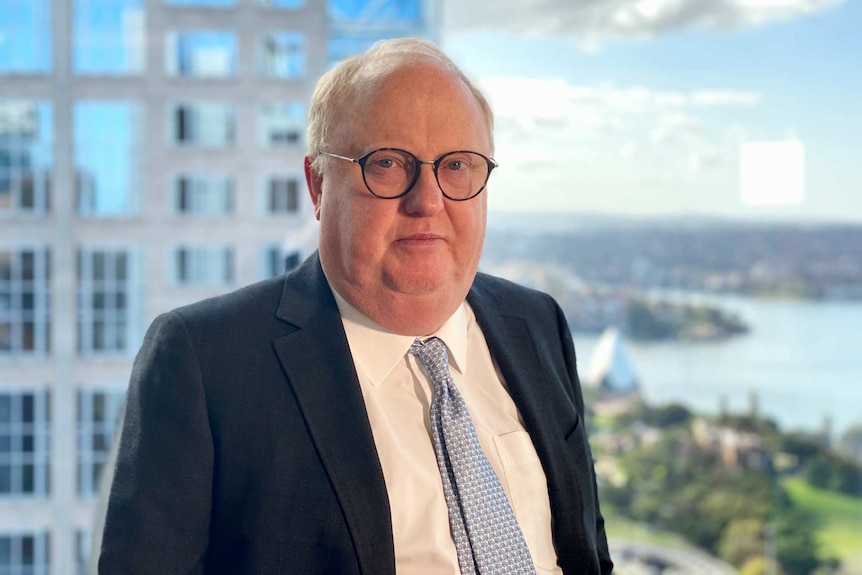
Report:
99,39,612,575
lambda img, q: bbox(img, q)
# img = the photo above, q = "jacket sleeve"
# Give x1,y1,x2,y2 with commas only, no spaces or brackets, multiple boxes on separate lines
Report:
98,311,214,574
553,297,614,575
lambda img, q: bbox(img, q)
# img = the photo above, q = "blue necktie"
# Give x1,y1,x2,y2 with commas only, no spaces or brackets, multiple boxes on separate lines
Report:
410,337,535,575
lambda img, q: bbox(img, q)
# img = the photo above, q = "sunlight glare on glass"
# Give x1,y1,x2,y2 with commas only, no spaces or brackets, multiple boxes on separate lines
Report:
739,140,805,207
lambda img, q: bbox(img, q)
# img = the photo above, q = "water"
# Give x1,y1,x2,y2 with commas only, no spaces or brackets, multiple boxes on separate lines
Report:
573,294,862,436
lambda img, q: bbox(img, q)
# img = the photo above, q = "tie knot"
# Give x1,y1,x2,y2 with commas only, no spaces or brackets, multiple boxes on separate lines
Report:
410,337,447,360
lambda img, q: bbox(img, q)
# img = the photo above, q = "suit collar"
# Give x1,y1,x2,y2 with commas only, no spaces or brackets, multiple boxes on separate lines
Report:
272,253,395,575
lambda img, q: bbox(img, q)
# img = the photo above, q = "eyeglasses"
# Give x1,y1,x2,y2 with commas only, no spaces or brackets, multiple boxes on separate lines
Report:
319,148,498,201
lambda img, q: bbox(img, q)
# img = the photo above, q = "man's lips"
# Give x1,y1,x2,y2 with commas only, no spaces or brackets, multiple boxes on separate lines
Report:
397,233,445,245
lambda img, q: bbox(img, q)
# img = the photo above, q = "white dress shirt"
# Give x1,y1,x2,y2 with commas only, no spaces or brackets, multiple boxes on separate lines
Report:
332,291,562,575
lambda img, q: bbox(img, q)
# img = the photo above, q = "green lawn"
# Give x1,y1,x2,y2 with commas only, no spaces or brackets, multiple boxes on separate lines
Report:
783,477,862,574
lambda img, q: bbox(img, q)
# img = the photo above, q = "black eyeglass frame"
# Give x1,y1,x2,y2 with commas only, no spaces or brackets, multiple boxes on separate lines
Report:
319,147,498,201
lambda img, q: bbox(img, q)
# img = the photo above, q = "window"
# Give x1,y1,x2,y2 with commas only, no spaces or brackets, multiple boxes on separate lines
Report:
258,103,304,147
0,532,50,574
265,177,300,215
173,174,233,216
0,0,51,73
77,388,124,497
0,247,50,356
174,246,233,287
166,31,236,78
0,390,50,497
74,0,145,75
76,247,140,356
165,0,234,6
257,0,303,7
74,102,143,217
261,245,301,280
0,102,52,216
173,103,235,147
75,530,90,575
258,33,305,79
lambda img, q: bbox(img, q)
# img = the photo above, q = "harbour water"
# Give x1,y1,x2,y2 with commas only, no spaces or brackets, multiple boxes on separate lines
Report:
573,294,862,436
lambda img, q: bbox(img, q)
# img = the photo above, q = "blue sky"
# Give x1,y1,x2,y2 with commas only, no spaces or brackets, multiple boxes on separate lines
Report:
441,0,861,221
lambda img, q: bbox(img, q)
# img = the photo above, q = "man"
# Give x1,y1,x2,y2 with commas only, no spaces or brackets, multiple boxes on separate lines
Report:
99,38,612,574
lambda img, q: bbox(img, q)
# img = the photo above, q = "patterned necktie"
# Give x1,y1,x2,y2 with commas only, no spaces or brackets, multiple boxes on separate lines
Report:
410,337,535,575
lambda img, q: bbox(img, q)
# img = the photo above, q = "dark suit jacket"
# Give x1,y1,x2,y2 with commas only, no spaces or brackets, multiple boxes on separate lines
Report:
99,253,613,574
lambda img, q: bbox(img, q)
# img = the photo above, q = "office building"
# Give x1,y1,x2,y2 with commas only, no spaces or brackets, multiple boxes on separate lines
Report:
0,0,436,572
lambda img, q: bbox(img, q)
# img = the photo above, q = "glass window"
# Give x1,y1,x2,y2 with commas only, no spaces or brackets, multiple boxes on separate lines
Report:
264,176,300,214
76,247,140,355
258,32,305,79
0,0,51,73
76,388,124,497
173,245,234,287
166,31,236,78
74,0,145,75
173,103,235,147
173,174,233,216
74,102,143,217
0,532,49,572
0,391,50,497
75,530,90,575
0,102,52,216
0,247,50,355
257,0,303,7
261,244,304,279
165,0,234,6
258,103,304,147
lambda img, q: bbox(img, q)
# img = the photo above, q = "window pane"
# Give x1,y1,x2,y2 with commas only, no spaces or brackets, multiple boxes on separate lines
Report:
258,103,304,147
74,0,145,74
258,32,304,79
0,0,52,73
0,102,53,216
78,247,138,355
74,102,143,216
167,31,235,77
165,0,234,5
173,103,235,147
0,248,50,355
173,174,234,216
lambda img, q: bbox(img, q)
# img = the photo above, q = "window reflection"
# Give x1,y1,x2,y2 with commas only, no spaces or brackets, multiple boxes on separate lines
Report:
173,245,234,287
76,247,139,355
173,103,235,147
173,174,234,216
0,0,51,73
74,102,143,217
166,31,236,78
0,391,50,497
74,0,145,75
258,103,304,147
259,32,305,79
0,102,52,216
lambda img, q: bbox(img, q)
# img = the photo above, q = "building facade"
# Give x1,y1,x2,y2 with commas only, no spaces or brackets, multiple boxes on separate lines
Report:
0,0,436,572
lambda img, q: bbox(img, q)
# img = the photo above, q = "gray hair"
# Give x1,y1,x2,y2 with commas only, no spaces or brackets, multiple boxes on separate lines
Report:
306,38,494,174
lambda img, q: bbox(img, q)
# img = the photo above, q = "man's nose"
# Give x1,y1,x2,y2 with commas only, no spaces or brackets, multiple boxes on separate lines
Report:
402,163,444,216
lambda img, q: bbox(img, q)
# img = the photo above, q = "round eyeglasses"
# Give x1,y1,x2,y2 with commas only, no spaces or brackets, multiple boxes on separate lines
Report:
319,148,498,201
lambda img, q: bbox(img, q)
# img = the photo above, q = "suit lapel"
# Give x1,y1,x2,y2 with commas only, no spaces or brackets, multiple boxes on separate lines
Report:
467,278,589,573
272,255,394,575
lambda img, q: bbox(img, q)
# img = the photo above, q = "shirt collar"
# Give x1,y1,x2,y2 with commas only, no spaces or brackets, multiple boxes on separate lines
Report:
331,289,469,387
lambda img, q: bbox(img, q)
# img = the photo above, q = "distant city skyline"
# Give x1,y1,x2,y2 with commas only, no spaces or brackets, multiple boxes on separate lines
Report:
442,0,861,222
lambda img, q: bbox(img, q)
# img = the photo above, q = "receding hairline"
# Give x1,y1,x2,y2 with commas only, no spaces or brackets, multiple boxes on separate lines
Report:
307,38,494,172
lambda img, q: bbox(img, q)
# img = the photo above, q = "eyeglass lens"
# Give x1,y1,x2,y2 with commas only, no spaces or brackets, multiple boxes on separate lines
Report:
361,149,491,200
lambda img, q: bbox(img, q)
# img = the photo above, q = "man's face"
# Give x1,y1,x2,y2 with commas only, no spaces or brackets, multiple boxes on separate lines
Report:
308,61,492,332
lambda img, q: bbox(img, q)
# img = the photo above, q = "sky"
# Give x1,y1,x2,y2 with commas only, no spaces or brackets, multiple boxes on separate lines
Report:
439,0,862,221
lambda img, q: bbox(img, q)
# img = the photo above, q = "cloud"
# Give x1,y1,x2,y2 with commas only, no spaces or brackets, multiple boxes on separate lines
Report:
479,76,753,177
443,0,844,45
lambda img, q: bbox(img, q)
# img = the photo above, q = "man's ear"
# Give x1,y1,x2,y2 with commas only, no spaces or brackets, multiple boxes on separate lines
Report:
304,155,323,221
